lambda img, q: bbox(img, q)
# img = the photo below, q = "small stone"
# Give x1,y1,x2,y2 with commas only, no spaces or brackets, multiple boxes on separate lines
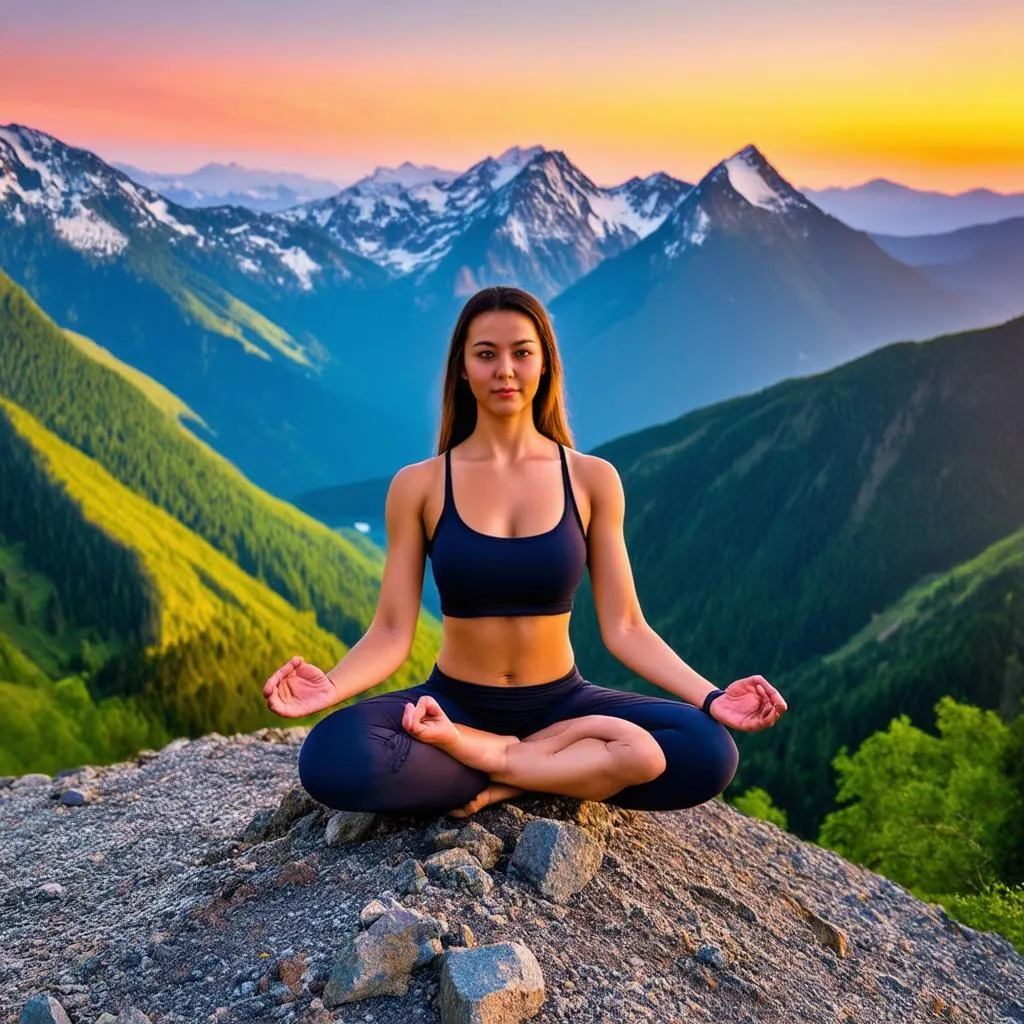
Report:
394,858,428,895
11,773,52,790
35,883,65,902
275,859,318,887
277,951,308,994
443,921,477,949
507,819,604,903
323,908,443,1005
268,981,295,1004
695,944,728,970
423,848,493,896
439,942,545,1023
325,810,377,846
241,809,274,844
118,1008,154,1024
264,786,327,840
17,993,72,1024
432,822,504,870
287,811,322,842
359,896,403,929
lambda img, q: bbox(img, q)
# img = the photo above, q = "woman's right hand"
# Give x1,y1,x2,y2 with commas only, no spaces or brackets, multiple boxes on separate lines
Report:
263,656,337,719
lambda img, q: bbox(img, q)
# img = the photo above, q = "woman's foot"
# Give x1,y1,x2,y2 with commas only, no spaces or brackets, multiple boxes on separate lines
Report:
448,783,527,818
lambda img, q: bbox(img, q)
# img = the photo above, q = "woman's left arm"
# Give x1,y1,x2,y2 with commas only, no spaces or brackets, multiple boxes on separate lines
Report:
585,457,787,728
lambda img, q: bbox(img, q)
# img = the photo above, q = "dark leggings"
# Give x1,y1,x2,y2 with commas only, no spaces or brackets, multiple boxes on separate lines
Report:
298,663,739,814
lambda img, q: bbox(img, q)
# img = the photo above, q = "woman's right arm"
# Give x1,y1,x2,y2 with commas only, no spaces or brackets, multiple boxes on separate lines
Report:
322,461,429,703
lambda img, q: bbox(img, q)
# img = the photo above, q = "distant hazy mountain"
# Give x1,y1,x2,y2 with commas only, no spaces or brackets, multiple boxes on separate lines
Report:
111,160,344,213
550,145,993,449
871,217,1024,325
804,178,1024,236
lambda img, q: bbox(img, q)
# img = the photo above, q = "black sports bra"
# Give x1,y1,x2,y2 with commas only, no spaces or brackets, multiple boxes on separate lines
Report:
426,444,588,618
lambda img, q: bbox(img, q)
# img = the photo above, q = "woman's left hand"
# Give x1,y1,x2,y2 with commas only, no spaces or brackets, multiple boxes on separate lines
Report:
708,675,788,732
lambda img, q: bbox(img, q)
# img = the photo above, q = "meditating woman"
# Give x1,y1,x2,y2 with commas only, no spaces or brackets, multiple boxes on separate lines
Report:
263,285,787,817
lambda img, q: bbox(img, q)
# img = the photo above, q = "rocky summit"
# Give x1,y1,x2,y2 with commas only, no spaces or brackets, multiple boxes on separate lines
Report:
2,729,1023,1024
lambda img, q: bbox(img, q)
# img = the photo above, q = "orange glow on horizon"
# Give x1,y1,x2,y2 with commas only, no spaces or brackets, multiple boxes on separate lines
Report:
2,7,1022,194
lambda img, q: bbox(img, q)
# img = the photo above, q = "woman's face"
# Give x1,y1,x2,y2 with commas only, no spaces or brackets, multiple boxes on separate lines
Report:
461,310,546,414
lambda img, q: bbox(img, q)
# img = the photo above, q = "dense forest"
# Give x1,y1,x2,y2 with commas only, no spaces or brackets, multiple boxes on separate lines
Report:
0,272,440,775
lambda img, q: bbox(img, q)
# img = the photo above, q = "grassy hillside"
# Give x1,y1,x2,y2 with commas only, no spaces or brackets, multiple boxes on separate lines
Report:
0,269,437,649
0,392,438,774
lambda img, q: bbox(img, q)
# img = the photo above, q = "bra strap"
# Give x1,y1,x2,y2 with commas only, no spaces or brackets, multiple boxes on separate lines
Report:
559,444,587,538
443,447,455,511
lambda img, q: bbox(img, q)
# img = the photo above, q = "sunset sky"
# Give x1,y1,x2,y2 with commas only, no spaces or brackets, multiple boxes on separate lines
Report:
3,0,1022,192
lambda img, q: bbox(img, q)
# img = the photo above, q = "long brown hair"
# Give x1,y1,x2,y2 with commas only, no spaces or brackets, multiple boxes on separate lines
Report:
437,286,574,453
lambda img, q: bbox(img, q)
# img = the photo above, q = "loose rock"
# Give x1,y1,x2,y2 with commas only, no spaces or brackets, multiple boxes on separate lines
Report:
424,848,494,896
507,819,604,903
17,993,71,1024
323,907,443,1005
438,942,545,1023
324,809,377,846
433,822,504,870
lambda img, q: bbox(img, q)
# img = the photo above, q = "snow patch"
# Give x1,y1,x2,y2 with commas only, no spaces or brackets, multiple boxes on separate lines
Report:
724,153,792,212
118,180,199,237
589,190,666,239
279,247,320,290
506,215,530,252
54,200,129,256
247,233,320,288
664,206,710,259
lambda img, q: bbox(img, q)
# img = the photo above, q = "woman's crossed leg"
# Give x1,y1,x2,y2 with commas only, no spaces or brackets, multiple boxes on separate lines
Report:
402,695,667,813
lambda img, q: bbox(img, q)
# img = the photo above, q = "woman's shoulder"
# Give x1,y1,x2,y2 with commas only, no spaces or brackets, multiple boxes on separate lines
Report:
564,447,620,488
387,454,445,504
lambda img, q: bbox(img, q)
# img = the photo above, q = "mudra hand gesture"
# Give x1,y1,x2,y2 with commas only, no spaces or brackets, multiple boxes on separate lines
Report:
709,675,788,732
263,655,336,719
402,694,460,748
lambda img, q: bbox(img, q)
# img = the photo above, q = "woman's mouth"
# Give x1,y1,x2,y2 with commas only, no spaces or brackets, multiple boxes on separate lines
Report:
493,389,519,396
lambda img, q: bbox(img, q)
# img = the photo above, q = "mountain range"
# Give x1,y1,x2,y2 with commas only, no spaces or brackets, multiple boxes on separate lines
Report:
803,178,1024,235
3,123,1022,495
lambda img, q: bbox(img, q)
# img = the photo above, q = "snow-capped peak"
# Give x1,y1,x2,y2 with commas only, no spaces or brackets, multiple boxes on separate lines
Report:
496,144,545,169
721,144,806,214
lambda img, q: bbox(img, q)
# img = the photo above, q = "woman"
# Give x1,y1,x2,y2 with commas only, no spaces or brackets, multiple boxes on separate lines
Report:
264,286,787,818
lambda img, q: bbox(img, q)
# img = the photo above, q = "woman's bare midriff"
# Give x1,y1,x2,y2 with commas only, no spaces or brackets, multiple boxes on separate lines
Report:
435,613,577,687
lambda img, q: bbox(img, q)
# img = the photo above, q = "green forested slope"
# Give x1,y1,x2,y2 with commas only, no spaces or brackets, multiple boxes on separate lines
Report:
733,525,1024,836
0,272,441,774
571,315,1024,691
0,269,439,650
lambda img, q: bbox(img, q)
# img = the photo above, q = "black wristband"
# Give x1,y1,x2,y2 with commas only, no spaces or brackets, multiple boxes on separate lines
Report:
701,688,726,715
